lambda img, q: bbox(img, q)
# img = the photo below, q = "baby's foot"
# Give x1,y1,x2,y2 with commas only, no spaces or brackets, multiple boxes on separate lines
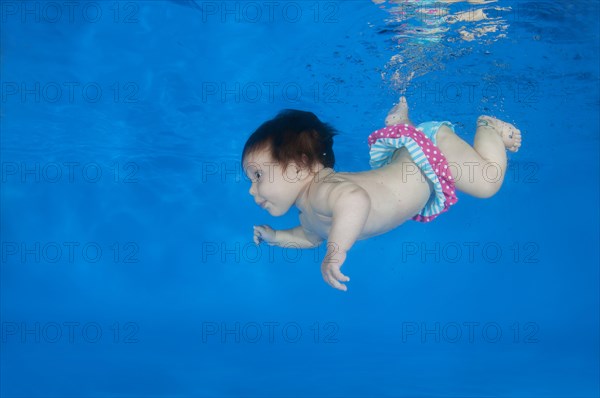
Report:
385,96,413,126
477,115,522,152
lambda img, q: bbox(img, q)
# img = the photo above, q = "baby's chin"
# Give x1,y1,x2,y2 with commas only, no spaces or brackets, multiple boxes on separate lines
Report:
266,204,291,217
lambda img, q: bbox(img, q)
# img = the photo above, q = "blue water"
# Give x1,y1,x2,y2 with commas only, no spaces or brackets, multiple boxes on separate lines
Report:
1,1,598,397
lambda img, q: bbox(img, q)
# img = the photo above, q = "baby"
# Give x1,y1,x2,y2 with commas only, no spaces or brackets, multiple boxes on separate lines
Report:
242,97,522,291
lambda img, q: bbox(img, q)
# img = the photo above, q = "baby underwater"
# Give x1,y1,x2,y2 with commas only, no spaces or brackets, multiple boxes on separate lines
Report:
242,98,522,291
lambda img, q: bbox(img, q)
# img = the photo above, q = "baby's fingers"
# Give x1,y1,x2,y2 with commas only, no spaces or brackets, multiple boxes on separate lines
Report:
332,268,350,283
330,277,347,292
254,225,269,237
253,226,263,245
324,271,348,292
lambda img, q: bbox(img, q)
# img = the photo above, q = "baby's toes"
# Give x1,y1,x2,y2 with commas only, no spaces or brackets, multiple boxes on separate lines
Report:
514,129,522,139
509,130,522,144
513,142,522,151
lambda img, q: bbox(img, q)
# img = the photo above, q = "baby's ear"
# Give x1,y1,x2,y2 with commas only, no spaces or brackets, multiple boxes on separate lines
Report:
301,153,309,165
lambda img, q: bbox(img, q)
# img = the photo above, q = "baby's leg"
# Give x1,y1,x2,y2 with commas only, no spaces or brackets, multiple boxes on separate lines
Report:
387,97,417,164
385,97,414,126
435,117,522,198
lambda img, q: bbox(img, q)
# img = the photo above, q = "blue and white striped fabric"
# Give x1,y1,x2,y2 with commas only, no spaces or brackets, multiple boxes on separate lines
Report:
368,121,457,222
416,121,454,146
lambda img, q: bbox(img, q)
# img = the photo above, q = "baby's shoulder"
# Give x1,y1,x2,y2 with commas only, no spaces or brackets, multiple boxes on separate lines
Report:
308,170,362,213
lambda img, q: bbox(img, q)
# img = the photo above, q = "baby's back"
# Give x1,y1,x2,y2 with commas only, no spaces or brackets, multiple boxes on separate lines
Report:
303,148,432,240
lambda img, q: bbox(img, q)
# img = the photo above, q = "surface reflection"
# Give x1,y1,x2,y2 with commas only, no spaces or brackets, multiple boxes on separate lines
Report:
372,0,511,92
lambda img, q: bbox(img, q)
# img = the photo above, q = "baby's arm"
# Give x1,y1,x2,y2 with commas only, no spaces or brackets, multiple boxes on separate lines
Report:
275,226,323,248
253,225,323,248
317,182,371,291
326,185,371,253
312,180,371,252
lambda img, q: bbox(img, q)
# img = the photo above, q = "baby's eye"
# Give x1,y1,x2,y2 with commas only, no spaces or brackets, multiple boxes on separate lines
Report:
254,171,262,181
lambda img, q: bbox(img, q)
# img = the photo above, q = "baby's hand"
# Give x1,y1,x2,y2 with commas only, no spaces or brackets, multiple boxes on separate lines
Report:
321,249,350,292
253,225,277,246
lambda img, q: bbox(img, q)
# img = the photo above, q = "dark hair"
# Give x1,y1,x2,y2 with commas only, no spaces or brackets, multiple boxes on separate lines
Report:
242,109,338,171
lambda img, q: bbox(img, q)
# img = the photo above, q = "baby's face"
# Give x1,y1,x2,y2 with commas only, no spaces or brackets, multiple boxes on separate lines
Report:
243,148,305,216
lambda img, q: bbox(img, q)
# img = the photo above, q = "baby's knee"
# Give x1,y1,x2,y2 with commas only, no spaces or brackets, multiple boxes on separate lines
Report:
473,180,502,199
